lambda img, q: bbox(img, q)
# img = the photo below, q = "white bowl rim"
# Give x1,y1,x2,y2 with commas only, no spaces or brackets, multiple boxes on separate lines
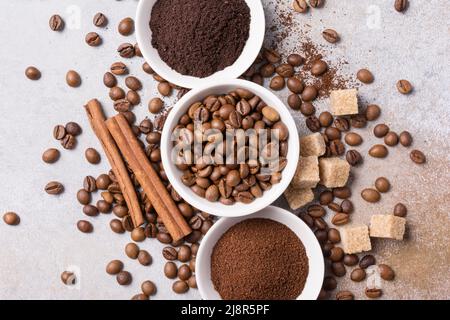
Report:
160,79,300,218
196,206,325,300
135,0,266,89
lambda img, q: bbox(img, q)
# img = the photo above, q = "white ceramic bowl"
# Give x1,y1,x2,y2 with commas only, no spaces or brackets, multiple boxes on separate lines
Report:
196,206,325,300
135,0,265,89
160,79,300,217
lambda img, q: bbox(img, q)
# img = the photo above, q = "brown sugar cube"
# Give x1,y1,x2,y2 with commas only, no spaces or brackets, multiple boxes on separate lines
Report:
319,157,351,188
292,156,320,189
330,89,359,116
300,133,326,157
284,186,314,210
341,225,372,254
369,215,406,240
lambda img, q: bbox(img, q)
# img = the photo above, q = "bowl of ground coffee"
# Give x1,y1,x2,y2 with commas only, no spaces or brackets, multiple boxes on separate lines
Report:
195,206,324,300
136,0,265,88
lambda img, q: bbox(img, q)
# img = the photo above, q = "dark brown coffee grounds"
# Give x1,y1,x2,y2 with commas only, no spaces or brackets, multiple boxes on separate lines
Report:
211,218,309,300
150,0,251,78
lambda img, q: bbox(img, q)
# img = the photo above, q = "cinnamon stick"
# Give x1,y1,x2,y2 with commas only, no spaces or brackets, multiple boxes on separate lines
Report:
106,114,192,241
85,99,144,227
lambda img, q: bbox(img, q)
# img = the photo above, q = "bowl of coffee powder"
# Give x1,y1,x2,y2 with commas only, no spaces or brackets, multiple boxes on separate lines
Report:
136,0,265,88
196,206,324,300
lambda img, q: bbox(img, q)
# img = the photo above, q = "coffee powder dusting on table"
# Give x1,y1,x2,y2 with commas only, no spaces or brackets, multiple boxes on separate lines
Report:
211,218,309,300
150,0,251,78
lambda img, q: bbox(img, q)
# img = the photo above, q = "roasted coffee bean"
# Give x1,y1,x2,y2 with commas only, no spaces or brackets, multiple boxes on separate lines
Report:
332,213,349,226
319,190,334,205
329,247,344,262
77,189,91,205
3,212,20,226
287,77,304,94
45,181,64,195
346,150,362,166
141,280,157,296
187,275,197,289
117,271,132,286
200,219,213,234
394,203,407,217
114,99,132,112
307,205,326,218
276,64,294,77
93,12,107,27
131,294,148,301
138,250,152,266
351,114,367,128
334,117,350,131
345,132,363,146
329,140,345,156
66,70,81,87
350,268,366,282
331,262,346,277
205,185,219,202
340,200,353,214
328,202,342,212
125,243,140,259
164,262,178,279
306,116,321,132
287,53,303,66
134,43,142,57
103,72,117,88
322,29,340,43
162,247,178,261
319,111,333,127
318,289,329,300
300,214,314,228
365,288,382,299
109,87,125,101
359,255,376,269
322,276,337,291
42,148,60,164
139,119,153,134
323,242,335,258
61,271,75,285
113,205,128,218
158,82,172,96
322,230,338,245
49,14,64,31
365,104,381,121
125,76,142,91
127,90,141,106
301,85,318,101
83,204,99,217
122,216,134,232
361,188,381,203
397,79,413,94
343,254,359,266
332,187,351,200
373,124,389,138
315,229,328,244
269,76,285,90
131,227,146,242
85,32,102,46
97,200,111,213
77,220,93,233
375,177,390,193
178,203,194,219
399,131,413,146
314,218,327,230
309,0,324,7
118,43,135,58
173,280,189,294
178,264,192,281
111,62,128,75
110,219,125,234
410,150,426,164
357,68,374,84
369,144,388,158
287,94,302,110
178,245,192,262
394,0,408,12
106,260,123,275
85,148,101,164
379,264,395,280
292,0,308,13
157,232,173,244
118,17,134,36
263,48,281,64
66,122,82,136
141,62,154,75
259,63,275,77
83,176,97,192
325,127,341,140
148,97,164,114
311,60,328,76
336,291,354,300
384,131,399,146
25,66,41,80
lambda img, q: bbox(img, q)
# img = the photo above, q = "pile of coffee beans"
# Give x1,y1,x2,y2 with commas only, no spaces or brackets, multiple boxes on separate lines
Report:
172,89,289,205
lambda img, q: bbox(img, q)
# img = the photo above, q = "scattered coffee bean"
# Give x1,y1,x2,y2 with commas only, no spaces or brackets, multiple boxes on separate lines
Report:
3,212,20,226
49,14,64,31
103,72,117,88
125,243,140,259
394,203,407,217
148,98,164,114
276,64,294,78
45,181,64,195
131,293,148,300
178,264,192,281
375,177,390,193
118,43,135,58
287,94,302,110
134,43,142,57
319,111,333,127
357,68,374,84
111,62,128,75
85,148,101,164
187,275,197,289
340,200,354,214
311,60,328,76
369,144,388,158
61,134,76,150
106,260,124,275
141,280,157,296
42,148,60,164
83,204,99,217
359,254,376,269
77,220,93,233
125,76,142,91
287,53,303,66
399,131,413,147
346,150,363,166
270,75,285,90
361,188,381,203
163,246,178,261
85,32,102,46
384,131,399,146
333,186,351,199
365,288,382,299
131,227,146,242
410,150,426,164
329,247,344,262
164,262,178,279
173,280,189,294
331,213,350,226
127,90,141,106
116,271,132,286
25,66,41,80
77,189,91,205
394,0,408,12
373,124,390,138
329,139,345,156
177,245,192,262
93,12,108,27
158,82,172,96
334,117,350,132
328,228,341,243
306,116,321,132
83,176,97,192
343,254,359,266
322,29,340,43
396,79,413,94
61,271,75,285
351,114,367,128
328,202,342,212
118,17,134,36
259,63,275,77
379,264,395,281
322,276,337,291
319,190,334,205
110,219,125,234
331,262,346,277
318,289,329,300
350,268,366,282
307,204,326,218
365,104,381,121
292,0,308,13
300,102,315,116
109,87,125,101
287,77,304,94
97,200,111,213
66,70,81,87
336,291,354,300
301,85,318,102
138,250,153,266
345,132,363,146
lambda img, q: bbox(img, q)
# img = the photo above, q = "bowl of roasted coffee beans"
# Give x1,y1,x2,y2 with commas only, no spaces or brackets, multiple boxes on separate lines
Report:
161,79,299,217
135,0,265,88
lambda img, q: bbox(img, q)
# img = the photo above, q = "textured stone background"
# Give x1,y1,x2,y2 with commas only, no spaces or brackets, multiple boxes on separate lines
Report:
0,0,448,300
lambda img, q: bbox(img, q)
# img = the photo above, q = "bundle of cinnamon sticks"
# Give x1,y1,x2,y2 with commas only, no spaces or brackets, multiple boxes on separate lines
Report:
85,99,191,241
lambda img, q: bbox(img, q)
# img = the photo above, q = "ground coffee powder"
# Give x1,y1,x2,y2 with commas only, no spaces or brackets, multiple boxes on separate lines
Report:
150,0,250,78
211,218,309,300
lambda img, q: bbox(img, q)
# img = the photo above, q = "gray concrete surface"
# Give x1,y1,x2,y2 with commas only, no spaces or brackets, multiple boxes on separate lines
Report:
0,0,448,300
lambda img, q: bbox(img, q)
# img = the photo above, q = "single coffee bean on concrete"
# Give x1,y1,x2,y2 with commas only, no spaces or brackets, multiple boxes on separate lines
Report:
365,288,382,299
300,102,315,116
287,77,304,94
116,271,132,286
142,62,154,74
85,32,102,46
77,189,91,205
269,75,285,90
45,181,64,195
328,228,341,243
125,76,142,91
394,203,407,217
83,176,97,192
373,123,390,138
85,148,101,164
379,264,395,281
118,17,134,36
350,268,366,282
309,0,324,8
410,150,426,164
331,213,349,226
3,212,20,226
61,271,75,285
163,246,178,260
341,199,354,214
329,247,344,262
109,86,125,101
365,104,381,121
351,114,367,128
343,254,359,266
384,131,399,146
307,204,326,218
334,117,350,132
329,139,345,156
346,150,362,166
276,63,294,77
138,250,153,266
106,260,124,275
110,219,125,234
141,280,157,296
394,0,408,13
359,254,376,269
178,264,192,281
131,227,146,242
93,12,108,27
399,131,413,147
345,132,363,146
369,144,388,158
164,262,178,279
361,188,381,203
134,43,142,57
336,291,354,300
83,204,99,217
65,122,82,136
127,90,141,106
103,72,117,88
125,243,140,259
173,280,189,294
292,0,308,13
77,220,93,233
311,60,328,76
25,66,41,80
148,98,164,114
158,82,172,96
322,28,340,43
49,14,64,31
319,111,333,127
42,148,60,164
396,79,413,94
118,43,135,58
357,68,374,84
301,85,318,101
375,177,390,193
287,94,302,110
97,200,111,213
111,62,128,75
287,53,303,66
66,70,81,87
178,245,192,262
